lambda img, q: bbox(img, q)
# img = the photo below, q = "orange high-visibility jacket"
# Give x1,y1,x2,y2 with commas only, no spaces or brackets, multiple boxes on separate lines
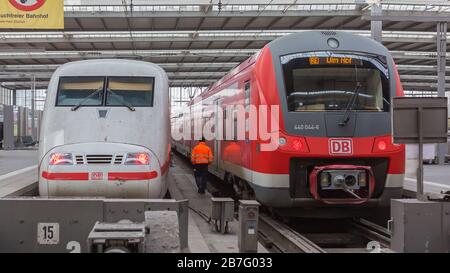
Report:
191,142,213,165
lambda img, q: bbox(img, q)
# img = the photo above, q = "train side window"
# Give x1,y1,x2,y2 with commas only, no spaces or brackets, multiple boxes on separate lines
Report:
56,77,105,107
245,81,251,107
223,107,227,140
233,111,238,142
244,81,251,141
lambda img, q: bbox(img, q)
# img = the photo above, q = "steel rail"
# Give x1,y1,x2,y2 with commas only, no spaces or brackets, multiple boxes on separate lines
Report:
348,218,391,248
258,214,325,253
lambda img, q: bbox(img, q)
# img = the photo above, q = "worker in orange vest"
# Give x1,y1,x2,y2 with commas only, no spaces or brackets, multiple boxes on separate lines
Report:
191,137,213,194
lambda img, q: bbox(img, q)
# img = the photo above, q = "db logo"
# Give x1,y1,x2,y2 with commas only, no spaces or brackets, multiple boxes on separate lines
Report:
91,172,104,181
329,139,353,155
9,0,46,12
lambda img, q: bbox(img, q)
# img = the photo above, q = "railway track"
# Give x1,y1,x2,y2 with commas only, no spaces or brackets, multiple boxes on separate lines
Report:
258,214,325,253
348,218,391,249
258,214,392,253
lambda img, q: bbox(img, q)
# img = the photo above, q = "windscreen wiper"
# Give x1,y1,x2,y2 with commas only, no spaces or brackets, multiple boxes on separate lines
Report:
71,87,104,111
338,82,362,127
106,88,136,112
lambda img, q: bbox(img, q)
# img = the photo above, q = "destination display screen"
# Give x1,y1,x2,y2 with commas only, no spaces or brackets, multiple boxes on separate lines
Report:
280,51,391,113
308,56,362,66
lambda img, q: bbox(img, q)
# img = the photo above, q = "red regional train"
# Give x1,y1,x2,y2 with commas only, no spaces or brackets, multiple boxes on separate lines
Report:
172,31,405,217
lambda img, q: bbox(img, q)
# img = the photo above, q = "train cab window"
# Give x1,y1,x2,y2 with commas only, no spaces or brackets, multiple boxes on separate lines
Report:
281,52,390,112
106,77,154,107
56,77,105,106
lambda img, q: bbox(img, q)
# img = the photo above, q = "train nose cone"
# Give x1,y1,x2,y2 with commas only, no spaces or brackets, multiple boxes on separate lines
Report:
333,175,345,187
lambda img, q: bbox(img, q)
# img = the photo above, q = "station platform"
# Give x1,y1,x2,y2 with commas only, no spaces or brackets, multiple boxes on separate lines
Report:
0,150,38,197
0,150,37,175
404,164,450,196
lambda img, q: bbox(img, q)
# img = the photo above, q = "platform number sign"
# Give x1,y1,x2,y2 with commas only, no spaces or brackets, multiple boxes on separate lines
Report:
37,223,60,245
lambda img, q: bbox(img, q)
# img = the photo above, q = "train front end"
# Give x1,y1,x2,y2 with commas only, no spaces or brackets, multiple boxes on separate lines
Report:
38,60,170,199
253,31,405,211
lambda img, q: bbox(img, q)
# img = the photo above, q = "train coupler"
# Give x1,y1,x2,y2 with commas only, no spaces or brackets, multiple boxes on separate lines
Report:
309,165,375,205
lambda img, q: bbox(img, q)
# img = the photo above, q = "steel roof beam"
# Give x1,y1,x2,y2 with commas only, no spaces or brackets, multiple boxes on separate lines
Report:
63,9,362,19
363,12,450,23
0,49,443,60
0,62,239,71
0,72,227,81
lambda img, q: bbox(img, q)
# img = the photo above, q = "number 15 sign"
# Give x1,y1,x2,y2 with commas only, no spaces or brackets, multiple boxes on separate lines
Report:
37,223,60,245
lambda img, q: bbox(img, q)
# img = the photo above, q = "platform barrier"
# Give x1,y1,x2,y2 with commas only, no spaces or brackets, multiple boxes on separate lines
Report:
0,198,188,253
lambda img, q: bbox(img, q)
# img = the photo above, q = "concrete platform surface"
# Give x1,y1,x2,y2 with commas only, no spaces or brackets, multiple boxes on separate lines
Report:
405,164,450,195
0,150,38,197
422,164,450,187
0,150,38,175
0,166,37,197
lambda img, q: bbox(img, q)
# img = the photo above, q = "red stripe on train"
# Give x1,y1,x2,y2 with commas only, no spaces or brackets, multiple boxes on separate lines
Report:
42,171,158,181
108,171,158,180
42,171,89,180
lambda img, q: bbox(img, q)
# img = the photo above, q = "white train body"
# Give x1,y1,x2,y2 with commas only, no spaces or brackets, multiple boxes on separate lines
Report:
38,59,170,198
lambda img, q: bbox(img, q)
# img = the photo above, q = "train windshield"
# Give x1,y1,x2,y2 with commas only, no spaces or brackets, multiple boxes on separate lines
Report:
106,77,154,107
56,76,154,107
56,77,104,106
281,52,390,112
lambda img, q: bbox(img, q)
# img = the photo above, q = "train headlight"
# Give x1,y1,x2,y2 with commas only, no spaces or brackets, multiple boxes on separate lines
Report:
125,153,150,165
320,172,331,188
344,175,357,187
327,38,340,48
49,153,74,165
358,172,367,187
278,137,287,146
332,174,345,187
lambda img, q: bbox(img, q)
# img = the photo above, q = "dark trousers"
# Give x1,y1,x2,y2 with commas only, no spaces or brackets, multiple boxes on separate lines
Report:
193,164,208,191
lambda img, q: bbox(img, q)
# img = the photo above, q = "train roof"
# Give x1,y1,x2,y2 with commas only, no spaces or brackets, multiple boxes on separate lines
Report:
266,30,391,59
51,59,167,78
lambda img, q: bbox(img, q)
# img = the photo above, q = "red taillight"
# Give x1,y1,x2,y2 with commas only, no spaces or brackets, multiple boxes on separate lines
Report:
377,140,387,151
278,135,309,153
292,139,303,151
125,153,150,165
49,153,73,165
373,137,402,153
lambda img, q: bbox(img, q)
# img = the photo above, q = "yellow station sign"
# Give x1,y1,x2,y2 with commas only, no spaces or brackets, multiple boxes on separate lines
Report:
0,0,64,29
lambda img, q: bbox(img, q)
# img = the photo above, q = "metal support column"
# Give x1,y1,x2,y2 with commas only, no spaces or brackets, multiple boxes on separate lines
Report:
2,105,14,150
31,75,37,140
417,107,425,200
370,4,382,43
437,22,447,165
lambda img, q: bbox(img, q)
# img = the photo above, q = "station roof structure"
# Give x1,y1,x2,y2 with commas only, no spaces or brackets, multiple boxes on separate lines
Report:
0,0,449,94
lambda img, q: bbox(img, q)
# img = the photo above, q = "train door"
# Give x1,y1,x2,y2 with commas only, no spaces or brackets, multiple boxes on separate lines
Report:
213,98,222,172
243,80,252,178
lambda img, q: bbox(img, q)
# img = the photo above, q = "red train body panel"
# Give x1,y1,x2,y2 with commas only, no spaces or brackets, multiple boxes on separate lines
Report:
172,31,405,216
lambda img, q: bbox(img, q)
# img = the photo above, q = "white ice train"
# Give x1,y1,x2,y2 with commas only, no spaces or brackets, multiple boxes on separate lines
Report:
38,59,170,198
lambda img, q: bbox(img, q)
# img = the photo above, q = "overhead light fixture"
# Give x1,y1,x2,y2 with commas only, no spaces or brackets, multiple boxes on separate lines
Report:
0,47,46,53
